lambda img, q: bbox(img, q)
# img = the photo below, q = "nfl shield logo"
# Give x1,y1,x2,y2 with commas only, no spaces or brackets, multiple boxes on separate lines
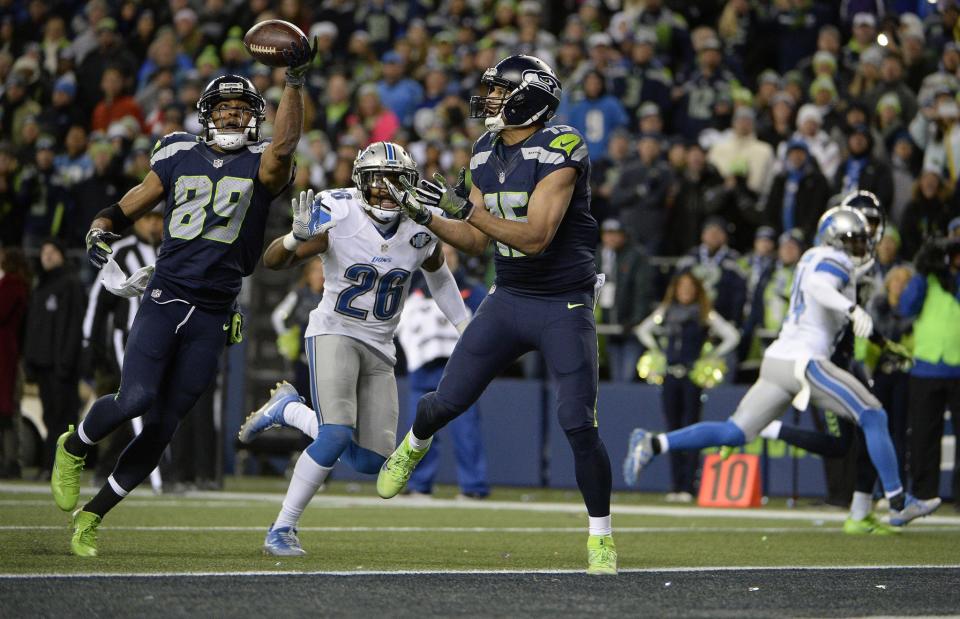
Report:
213,159,224,168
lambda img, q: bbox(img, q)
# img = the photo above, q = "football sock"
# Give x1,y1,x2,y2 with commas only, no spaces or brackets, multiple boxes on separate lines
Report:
888,491,905,512
665,421,745,452
567,427,612,517
64,425,92,458
849,491,872,521
408,431,432,451
859,408,902,496
84,476,127,518
654,434,667,454
275,453,332,529
588,515,612,537
282,401,319,439
759,420,782,440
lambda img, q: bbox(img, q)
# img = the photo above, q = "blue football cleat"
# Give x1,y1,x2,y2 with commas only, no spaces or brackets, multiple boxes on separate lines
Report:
263,524,306,556
623,428,655,487
889,495,942,527
239,381,302,444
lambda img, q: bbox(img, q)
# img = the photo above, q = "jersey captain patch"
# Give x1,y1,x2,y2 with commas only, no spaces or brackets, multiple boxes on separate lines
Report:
409,231,433,249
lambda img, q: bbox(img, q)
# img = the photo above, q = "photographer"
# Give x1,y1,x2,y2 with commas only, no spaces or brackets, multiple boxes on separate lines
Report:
899,237,960,502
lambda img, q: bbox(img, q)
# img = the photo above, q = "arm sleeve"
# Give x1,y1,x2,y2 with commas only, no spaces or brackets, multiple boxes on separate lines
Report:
271,290,299,336
897,274,927,318
707,310,741,357
802,270,855,314
633,307,664,351
422,265,471,333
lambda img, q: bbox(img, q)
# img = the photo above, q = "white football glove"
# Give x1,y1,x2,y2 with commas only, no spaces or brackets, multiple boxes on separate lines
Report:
849,305,874,339
291,189,315,242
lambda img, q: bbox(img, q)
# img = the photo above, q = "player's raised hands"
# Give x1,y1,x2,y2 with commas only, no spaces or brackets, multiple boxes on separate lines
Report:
385,178,433,226
282,35,317,87
85,228,122,269
413,168,473,220
291,189,333,240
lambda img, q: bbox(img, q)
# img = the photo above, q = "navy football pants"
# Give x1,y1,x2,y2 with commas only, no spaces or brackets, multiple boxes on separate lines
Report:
413,286,612,516
80,293,228,493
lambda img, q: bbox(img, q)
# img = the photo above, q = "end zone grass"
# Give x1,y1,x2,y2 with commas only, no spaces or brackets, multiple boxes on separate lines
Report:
1,479,958,575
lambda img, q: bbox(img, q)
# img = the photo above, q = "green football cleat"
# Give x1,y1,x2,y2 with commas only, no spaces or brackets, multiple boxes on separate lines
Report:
587,534,618,575
376,431,432,499
51,425,86,511
71,510,101,557
843,512,901,535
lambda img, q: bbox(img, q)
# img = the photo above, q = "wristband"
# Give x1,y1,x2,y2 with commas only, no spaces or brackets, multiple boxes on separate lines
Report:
282,232,301,251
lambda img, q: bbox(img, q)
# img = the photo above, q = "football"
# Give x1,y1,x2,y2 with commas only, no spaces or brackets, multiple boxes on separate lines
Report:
243,19,307,67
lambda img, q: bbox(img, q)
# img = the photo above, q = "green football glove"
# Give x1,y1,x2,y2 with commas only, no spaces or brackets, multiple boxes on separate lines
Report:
384,178,432,226
277,325,301,360
227,309,244,346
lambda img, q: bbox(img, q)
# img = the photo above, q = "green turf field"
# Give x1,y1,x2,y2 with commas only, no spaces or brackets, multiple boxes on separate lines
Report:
2,479,958,575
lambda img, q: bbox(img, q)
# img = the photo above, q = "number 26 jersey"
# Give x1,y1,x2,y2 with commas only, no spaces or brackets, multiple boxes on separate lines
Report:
305,188,439,364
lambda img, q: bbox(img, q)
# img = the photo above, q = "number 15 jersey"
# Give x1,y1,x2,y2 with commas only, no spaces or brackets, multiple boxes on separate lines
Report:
304,188,439,364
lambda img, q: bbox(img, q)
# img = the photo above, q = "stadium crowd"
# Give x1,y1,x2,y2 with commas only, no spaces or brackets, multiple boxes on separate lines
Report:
0,0,958,501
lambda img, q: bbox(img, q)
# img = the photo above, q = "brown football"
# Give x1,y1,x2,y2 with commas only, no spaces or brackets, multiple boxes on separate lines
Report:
243,19,306,67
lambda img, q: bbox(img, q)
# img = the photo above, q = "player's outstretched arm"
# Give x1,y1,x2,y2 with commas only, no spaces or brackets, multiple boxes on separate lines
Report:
386,178,489,255
468,167,575,256
263,189,330,269
86,170,165,268
420,244,471,333
258,37,315,194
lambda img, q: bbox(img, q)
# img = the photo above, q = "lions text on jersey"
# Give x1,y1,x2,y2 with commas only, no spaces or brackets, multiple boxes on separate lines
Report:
765,246,856,361
470,124,597,296
149,132,278,310
305,188,439,363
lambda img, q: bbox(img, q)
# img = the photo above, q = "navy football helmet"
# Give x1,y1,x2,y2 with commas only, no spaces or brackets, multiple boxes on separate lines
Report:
197,75,266,150
840,189,885,252
469,55,562,131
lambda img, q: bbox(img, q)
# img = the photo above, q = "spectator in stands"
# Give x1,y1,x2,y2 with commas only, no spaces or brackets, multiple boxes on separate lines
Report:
70,141,130,249
596,219,655,383
91,66,144,133
867,51,919,126
1,75,41,146
809,76,842,133
75,17,137,117
591,129,632,225
611,131,673,255
0,142,21,248
676,217,747,327
37,77,83,142
833,123,893,209
777,103,841,181
844,12,878,69
742,228,804,362
889,130,922,227
757,92,795,148
899,237,960,503
674,34,734,141
565,70,628,160
23,239,84,479
666,142,724,256
900,166,958,260
635,270,740,502
0,246,29,478
765,139,831,241
19,135,70,251
620,28,672,120
708,106,774,195
272,258,325,408
348,83,400,145
54,125,93,188
377,51,423,129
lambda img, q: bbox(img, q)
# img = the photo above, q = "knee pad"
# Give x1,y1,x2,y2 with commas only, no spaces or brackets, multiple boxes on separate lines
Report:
565,426,603,456
305,424,354,467
115,385,155,419
343,442,386,475
859,408,888,432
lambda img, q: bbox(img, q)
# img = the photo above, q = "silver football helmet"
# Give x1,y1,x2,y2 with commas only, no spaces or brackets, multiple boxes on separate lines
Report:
352,141,419,224
816,206,871,266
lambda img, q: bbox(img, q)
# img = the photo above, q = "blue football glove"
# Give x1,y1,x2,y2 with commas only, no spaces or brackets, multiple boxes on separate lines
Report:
412,168,473,220
85,228,121,269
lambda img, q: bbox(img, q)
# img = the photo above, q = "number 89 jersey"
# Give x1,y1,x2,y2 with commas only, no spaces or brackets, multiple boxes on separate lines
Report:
149,132,276,310
305,188,439,364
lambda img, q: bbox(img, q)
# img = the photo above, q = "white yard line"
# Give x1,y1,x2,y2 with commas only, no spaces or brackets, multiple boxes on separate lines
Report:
1,565,959,580
3,483,960,525
2,524,958,533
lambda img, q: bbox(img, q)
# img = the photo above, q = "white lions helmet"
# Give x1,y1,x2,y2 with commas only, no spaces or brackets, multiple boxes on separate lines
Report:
816,206,872,266
352,142,419,224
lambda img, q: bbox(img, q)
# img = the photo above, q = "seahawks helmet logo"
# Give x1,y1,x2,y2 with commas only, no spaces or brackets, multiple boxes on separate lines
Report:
521,70,561,98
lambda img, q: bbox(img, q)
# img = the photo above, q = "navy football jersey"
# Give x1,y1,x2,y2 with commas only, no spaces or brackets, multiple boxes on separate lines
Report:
469,124,598,296
149,132,277,310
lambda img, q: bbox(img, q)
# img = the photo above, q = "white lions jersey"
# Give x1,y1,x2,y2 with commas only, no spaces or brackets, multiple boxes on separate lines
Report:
765,246,856,361
304,188,439,363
